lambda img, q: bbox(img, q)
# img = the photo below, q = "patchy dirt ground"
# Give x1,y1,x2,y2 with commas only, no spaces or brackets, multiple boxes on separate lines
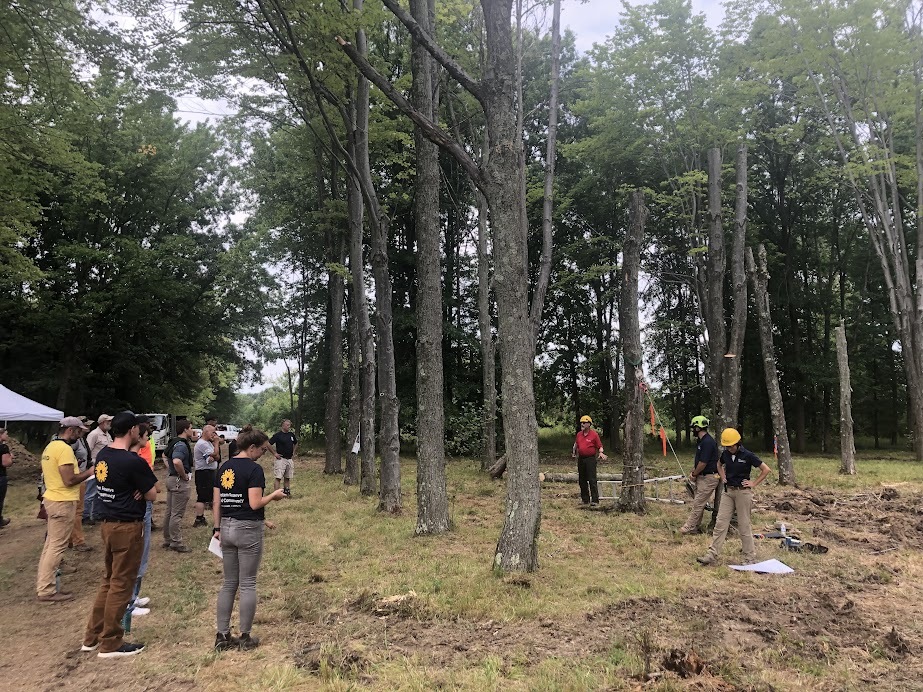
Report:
2,448,923,690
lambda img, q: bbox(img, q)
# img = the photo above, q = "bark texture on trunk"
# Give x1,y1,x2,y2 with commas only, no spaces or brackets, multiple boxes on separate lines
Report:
348,154,376,497
722,145,748,427
477,189,497,471
323,242,347,475
353,0,400,511
747,245,796,485
344,305,361,486
528,0,561,342
701,146,748,432
411,0,449,534
618,190,647,514
836,321,857,475
483,0,541,573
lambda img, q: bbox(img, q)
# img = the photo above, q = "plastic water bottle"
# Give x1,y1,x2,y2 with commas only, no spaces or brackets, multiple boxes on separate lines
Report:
780,523,787,536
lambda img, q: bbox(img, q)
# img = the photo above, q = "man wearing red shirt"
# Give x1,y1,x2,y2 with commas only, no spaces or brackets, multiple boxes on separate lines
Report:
572,415,607,507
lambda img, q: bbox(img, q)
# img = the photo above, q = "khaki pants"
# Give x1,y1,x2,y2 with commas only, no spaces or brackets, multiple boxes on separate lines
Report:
163,476,191,547
36,500,77,597
705,486,755,561
84,521,144,653
680,474,720,532
70,482,87,547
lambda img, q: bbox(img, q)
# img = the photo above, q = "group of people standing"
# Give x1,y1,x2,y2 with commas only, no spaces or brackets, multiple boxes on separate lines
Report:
30,413,295,658
573,414,771,564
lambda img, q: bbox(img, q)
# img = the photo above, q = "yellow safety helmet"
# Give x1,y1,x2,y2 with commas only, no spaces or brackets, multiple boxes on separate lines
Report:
720,428,742,446
580,415,593,424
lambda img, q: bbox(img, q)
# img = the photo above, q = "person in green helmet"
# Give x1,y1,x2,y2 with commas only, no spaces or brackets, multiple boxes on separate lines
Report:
679,415,721,535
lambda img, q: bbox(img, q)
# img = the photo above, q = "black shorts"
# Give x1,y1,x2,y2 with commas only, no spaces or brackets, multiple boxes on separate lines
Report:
195,469,216,504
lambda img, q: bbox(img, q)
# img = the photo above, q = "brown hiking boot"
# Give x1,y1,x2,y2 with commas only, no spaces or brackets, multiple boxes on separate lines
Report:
37,592,75,603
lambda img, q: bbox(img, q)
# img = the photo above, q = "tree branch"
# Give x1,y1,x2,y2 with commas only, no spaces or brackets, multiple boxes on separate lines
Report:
336,36,485,190
379,0,484,105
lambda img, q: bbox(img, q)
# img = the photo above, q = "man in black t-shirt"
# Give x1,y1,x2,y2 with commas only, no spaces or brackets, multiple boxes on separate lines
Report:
680,415,721,535
82,411,158,659
268,420,298,497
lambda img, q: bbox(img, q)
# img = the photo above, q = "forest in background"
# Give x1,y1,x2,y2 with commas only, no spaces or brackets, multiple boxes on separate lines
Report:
4,0,923,563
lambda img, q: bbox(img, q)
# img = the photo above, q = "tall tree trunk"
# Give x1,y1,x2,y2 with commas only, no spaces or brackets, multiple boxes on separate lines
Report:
351,0,401,511
836,321,857,475
722,145,748,427
411,0,448,534
528,0,561,342
347,155,376,496
323,238,347,475
747,245,796,485
702,148,728,431
344,304,361,486
618,190,647,514
477,187,497,471
483,0,541,573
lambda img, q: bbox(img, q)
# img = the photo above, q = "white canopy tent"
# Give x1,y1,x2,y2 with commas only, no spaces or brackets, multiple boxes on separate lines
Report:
0,384,64,422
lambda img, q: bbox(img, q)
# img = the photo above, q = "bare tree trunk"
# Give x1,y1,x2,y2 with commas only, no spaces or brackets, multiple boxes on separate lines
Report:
347,152,376,496
618,191,647,514
722,145,748,427
529,0,561,342
411,0,448,534
482,0,541,573
344,305,361,486
323,238,347,475
350,1,401,512
836,321,857,475
477,189,497,471
747,245,796,485
343,0,540,571
703,147,728,431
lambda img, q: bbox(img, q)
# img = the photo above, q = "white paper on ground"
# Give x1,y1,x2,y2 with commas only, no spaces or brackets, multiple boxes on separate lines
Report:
209,536,223,559
729,558,793,574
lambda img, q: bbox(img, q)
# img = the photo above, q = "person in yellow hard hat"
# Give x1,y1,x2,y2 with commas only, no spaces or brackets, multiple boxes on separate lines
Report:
571,416,607,507
697,428,771,566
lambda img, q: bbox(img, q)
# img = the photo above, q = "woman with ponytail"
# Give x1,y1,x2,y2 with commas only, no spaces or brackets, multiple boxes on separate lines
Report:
212,425,285,650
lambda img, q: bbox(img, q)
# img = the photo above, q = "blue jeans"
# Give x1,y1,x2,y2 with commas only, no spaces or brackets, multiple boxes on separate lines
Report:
83,477,99,519
126,501,152,613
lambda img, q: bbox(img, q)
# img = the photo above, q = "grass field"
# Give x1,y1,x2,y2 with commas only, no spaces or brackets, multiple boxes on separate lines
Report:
1,447,922,690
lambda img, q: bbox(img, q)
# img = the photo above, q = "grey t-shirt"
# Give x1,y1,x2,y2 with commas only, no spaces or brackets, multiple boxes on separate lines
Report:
71,439,89,471
168,439,192,475
194,439,217,471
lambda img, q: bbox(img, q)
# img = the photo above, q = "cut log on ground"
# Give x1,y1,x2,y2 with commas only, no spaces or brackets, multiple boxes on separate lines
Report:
488,455,507,479
541,472,624,483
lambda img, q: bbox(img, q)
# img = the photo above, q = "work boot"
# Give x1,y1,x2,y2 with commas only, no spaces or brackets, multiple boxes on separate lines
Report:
0,517,10,527
170,544,192,553
214,632,239,651
72,544,94,552
193,516,207,527
680,527,702,535
696,553,716,566
37,592,75,603
238,633,260,650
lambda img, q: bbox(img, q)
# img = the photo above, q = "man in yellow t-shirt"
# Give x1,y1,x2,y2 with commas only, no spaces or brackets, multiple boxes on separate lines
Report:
36,417,96,602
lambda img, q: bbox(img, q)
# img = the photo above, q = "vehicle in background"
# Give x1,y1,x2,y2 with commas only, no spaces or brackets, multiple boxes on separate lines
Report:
191,428,203,441
142,413,188,452
216,424,239,441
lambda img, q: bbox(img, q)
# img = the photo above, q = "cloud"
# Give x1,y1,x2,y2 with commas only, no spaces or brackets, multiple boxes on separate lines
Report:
563,0,725,53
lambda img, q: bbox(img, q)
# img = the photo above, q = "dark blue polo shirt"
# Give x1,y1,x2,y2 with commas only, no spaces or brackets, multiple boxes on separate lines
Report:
721,445,763,487
694,433,719,475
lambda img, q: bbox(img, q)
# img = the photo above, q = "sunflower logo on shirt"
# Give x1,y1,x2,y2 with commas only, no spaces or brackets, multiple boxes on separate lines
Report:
95,461,108,483
220,468,235,490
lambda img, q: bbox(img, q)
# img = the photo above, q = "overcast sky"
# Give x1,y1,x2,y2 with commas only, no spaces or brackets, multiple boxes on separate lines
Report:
563,0,724,52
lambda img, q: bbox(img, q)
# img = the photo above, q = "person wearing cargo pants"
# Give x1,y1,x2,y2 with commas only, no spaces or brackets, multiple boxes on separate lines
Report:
680,416,721,535
697,428,771,566
162,421,194,552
